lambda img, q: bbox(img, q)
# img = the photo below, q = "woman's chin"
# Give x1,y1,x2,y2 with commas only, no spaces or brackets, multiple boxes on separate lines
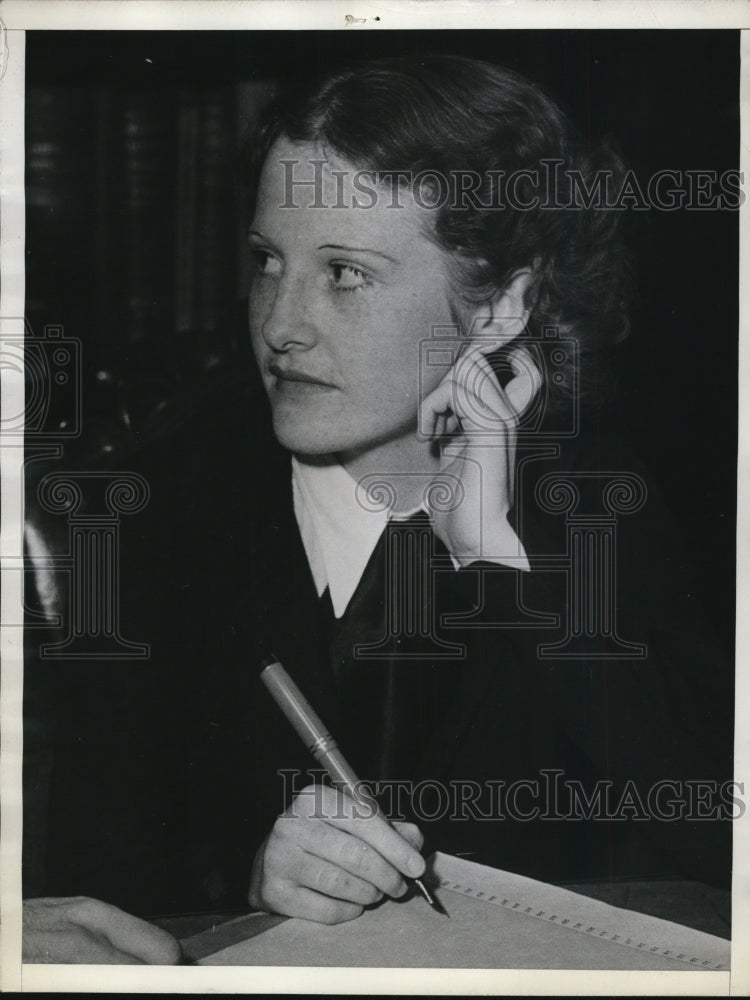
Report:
271,418,347,457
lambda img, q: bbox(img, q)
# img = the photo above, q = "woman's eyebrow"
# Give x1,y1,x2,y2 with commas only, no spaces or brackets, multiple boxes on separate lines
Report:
318,243,400,265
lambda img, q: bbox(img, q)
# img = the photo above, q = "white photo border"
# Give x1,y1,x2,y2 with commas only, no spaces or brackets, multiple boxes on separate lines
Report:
1,1,748,994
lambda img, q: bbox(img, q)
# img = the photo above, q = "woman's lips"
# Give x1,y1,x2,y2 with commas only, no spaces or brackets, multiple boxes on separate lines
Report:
268,363,337,392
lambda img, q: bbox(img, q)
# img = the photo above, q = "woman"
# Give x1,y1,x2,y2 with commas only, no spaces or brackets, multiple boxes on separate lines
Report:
236,57,731,924
23,54,732,958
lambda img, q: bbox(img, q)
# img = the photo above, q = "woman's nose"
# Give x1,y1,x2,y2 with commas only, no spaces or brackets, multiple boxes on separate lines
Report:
260,274,317,353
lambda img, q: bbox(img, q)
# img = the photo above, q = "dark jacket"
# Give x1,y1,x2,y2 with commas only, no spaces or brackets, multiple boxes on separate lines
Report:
23,363,734,917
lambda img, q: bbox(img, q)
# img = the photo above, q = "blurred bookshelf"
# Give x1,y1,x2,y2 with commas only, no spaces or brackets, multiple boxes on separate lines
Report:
25,77,273,354
25,43,274,466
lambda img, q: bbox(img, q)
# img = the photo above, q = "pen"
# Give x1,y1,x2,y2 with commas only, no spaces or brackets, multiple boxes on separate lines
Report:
260,656,449,917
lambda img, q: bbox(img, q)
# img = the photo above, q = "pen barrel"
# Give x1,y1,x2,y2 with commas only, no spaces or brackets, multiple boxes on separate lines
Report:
260,659,331,753
261,658,442,913
261,659,381,816
322,747,381,818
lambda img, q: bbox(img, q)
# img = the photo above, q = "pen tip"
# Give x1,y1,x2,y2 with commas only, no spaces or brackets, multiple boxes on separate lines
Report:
259,655,280,671
414,876,450,917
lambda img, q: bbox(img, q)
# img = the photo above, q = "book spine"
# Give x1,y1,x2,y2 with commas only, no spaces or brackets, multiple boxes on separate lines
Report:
174,91,200,334
194,89,237,334
121,90,177,345
25,86,96,333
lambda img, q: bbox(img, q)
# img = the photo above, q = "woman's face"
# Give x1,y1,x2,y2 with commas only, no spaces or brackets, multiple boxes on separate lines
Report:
248,139,456,464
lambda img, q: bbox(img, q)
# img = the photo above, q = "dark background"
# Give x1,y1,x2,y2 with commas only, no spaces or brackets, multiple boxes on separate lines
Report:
25,28,739,652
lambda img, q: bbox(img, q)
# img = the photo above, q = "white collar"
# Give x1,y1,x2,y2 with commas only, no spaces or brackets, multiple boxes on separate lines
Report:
292,455,406,618
291,455,528,619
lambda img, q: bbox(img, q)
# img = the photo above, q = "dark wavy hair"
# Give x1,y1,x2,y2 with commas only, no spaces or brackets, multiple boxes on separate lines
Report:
244,55,632,418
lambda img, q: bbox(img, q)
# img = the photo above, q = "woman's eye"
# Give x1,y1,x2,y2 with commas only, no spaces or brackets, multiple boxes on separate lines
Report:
251,249,282,279
329,262,369,292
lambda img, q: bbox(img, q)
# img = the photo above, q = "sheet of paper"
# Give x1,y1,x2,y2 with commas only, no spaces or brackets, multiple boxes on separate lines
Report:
198,853,730,969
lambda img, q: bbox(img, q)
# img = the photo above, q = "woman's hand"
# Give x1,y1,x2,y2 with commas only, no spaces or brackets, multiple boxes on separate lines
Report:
420,342,541,566
248,784,425,924
22,896,182,964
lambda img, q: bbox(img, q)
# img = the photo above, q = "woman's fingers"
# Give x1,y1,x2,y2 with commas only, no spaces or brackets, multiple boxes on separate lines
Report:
504,345,543,415
249,785,426,925
422,343,541,565
24,928,146,965
290,785,425,888
73,897,183,965
297,854,385,906
22,897,182,965
420,347,522,441
275,887,365,926
456,348,515,432
391,820,425,852
419,366,459,438
421,342,543,441
274,815,408,899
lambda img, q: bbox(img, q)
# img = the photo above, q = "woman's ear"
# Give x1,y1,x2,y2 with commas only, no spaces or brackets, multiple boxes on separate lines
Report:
465,269,534,355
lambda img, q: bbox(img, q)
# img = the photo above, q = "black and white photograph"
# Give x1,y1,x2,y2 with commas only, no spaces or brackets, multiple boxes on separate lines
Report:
1,1,748,992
